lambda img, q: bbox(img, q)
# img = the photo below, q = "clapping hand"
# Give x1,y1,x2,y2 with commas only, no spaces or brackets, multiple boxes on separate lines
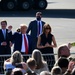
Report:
45,42,50,47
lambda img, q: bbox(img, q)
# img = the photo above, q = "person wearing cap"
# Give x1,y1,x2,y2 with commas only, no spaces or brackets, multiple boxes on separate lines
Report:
26,12,45,50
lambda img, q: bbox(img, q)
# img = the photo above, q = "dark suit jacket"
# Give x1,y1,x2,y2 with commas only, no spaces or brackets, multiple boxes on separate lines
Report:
0,29,12,54
26,20,45,50
13,32,32,54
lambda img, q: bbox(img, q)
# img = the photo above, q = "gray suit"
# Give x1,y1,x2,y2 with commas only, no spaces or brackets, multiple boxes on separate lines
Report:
26,20,45,50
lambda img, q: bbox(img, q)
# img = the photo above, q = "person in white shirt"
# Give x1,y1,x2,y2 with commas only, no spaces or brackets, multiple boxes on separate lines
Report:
13,24,32,54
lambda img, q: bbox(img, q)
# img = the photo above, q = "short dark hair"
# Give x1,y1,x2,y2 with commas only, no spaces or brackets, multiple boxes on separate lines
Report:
14,70,23,75
1,20,7,25
58,57,69,68
36,12,42,16
12,68,23,75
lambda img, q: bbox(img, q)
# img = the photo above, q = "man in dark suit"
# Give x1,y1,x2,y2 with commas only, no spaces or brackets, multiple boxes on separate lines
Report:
0,20,12,73
13,24,32,54
26,12,45,50
0,20,12,54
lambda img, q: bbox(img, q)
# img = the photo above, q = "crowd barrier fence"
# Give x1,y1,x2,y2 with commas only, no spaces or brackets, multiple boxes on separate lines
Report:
0,53,75,75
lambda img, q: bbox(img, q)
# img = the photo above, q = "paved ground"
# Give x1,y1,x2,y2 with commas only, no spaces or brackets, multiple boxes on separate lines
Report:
47,0,75,9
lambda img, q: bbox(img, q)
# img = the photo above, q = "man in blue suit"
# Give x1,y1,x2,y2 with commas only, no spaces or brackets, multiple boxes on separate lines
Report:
26,12,45,50
13,24,32,54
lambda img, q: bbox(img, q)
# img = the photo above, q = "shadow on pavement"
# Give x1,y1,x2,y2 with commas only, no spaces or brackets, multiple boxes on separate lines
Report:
0,9,75,18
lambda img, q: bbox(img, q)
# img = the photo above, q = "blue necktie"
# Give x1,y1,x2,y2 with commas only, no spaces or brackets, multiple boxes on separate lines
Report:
3,30,6,39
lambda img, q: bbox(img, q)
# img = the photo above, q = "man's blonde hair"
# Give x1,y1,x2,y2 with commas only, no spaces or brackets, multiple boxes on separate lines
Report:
20,24,27,28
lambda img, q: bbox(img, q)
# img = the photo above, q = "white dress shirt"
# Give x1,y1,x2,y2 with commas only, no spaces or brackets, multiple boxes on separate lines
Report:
21,34,29,53
2,29,6,39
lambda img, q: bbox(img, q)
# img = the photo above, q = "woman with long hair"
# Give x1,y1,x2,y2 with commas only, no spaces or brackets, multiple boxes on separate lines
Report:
37,23,57,71
4,51,23,71
32,49,49,74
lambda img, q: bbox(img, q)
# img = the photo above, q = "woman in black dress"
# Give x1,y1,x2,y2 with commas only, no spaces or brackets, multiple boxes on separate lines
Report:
37,23,57,71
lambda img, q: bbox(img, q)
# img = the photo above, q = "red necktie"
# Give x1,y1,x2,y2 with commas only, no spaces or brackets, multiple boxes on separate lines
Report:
24,35,28,54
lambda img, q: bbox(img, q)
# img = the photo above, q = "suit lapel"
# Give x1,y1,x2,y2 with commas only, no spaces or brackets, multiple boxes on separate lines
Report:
20,34,22,50
36,20,38,36
6,29,8,40
1,29,5,40
35,20,38,29
41,21,44,28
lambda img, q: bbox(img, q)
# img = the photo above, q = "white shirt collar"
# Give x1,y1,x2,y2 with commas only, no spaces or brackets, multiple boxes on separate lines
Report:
2,29,6,31
2,29,6,33
22,34,26,36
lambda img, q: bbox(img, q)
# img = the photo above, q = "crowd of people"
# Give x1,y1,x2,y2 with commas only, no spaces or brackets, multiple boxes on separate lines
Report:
4,50,75,75
0,11,75,75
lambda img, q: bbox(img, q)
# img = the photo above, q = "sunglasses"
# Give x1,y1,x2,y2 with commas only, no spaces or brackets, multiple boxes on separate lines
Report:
45,28,50,29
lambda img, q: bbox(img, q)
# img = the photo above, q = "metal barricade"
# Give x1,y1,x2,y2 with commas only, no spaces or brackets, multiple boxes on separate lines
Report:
0,53,57,74
1,53,75,74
